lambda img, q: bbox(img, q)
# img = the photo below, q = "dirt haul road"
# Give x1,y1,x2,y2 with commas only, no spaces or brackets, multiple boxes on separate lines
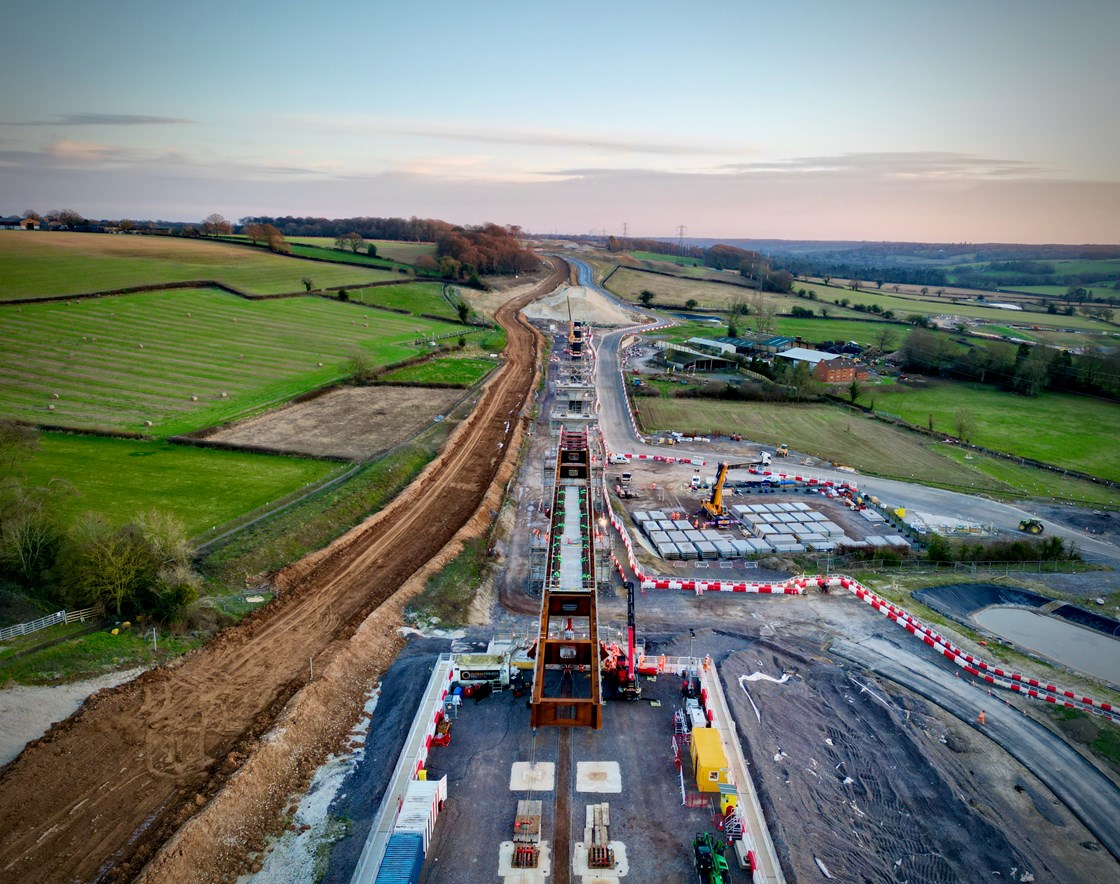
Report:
0,257,566,884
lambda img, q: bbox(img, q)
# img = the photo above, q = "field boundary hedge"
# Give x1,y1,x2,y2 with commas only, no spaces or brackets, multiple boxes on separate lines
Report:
0,276,432,307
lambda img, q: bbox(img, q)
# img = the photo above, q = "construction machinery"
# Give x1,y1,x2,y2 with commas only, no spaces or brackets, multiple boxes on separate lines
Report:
775,443,789,457
700,458,771,521
1019,518,1044,535
618,579,641,700
692,832,729,884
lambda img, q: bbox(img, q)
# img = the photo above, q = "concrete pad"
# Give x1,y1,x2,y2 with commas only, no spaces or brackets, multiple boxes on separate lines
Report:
498,840,552,879
510,761,555,791
576,761,622,793
573,841,629,878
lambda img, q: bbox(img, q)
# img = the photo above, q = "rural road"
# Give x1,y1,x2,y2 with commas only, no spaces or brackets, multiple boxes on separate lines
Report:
833,632,1120,861
0,258,567,883
565,256,1120,567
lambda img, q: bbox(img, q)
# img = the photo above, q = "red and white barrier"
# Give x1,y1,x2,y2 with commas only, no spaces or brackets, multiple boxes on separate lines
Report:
835,576,1119,724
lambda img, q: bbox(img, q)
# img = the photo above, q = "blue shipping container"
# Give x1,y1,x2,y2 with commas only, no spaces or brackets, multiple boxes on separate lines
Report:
374,832,425,884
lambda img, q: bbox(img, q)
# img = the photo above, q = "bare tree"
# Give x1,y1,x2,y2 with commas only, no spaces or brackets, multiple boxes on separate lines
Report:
201,213,232,236
751,291,775,334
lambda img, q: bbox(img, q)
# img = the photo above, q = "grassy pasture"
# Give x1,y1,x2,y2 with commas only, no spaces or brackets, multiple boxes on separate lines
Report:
0,288,463,435
380,356,496,386
872,380,1120,482
637,398,1001,489
774,316,902,348
797,281,1112,332
634,398,1120,506
286,242,411,271
351,281,457,318
285,237,438,265
22,433,339,537
0,233,398,299
628,251,702,266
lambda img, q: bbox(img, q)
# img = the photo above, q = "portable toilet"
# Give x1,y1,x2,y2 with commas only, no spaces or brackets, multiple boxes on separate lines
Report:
690,727,729,793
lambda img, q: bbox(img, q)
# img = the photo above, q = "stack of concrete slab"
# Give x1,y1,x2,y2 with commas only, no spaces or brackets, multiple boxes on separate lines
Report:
859,508,886,523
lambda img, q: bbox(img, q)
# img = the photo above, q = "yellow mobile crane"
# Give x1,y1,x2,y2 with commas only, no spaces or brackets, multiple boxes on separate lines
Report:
699,456,770,522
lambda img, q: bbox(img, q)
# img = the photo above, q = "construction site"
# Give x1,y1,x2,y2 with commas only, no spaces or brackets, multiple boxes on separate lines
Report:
1,261,1119,884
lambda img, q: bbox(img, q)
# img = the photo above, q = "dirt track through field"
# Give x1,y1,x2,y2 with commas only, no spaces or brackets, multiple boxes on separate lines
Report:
0,258,567,883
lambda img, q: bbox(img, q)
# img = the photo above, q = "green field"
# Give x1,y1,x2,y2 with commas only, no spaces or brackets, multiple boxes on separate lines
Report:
797,281,1112,332
0,233,399,299
351,281,458,318
873,380,1120,482
0,288,463,435
774,316,902,348
628,251,701,267
21,433,339,537
285,237,438,265
381,356,496,386
635,398,1120,506
286,242,414,272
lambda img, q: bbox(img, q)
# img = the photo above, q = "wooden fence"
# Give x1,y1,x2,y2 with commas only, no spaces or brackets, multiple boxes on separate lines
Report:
0,606,102,643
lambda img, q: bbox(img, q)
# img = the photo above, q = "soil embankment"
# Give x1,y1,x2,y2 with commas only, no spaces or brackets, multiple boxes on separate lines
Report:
0,259,565,883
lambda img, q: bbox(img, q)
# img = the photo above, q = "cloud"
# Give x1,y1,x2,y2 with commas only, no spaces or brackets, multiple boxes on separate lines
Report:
288,113,741,158
720,151,1054,180
8,113,192,126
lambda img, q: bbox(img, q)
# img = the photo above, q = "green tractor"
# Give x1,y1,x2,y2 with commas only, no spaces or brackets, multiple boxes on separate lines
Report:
1019,518,1044,535
692,832,729,884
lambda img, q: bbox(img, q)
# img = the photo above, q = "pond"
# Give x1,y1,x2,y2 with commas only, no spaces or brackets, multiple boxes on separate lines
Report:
971,606,1120,685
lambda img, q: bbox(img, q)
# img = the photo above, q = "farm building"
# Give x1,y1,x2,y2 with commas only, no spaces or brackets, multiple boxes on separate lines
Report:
775,347,841,371
685,337,738,357
813,357,869,384
660,346,736,372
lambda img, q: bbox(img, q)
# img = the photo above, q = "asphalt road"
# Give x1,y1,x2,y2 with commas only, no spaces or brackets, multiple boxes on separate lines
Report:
565,255,1120,568
833,633,1120,861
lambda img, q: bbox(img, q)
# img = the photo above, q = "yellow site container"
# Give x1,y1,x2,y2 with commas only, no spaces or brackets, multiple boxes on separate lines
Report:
690,727,729,793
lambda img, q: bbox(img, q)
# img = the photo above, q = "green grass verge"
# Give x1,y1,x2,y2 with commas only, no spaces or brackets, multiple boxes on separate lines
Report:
22,433,341,537
351,281,458,318
0,288,463,435
873,380,1120,483
936,446,1120,508
380,357,496,386
1046,706,1120,770
0,232,398,298
0,627,201,686
406,536,489,626
202,411,462,589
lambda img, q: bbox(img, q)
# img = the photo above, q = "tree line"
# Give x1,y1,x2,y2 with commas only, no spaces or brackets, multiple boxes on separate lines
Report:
899,326,1120,398
0,423,201,623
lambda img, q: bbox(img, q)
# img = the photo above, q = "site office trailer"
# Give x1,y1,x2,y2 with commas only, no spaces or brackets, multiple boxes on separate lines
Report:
690,726,730,793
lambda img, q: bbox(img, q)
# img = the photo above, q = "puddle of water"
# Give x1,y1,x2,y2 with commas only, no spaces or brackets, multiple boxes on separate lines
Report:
971,607,1120,685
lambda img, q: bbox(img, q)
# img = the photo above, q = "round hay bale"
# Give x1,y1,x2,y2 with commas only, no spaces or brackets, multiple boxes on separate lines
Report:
51,393,59,399
191,395,198,401
317,362,323,367
220,392,228,398
144,420,153,427
47,404,55,411
138,343,144,349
